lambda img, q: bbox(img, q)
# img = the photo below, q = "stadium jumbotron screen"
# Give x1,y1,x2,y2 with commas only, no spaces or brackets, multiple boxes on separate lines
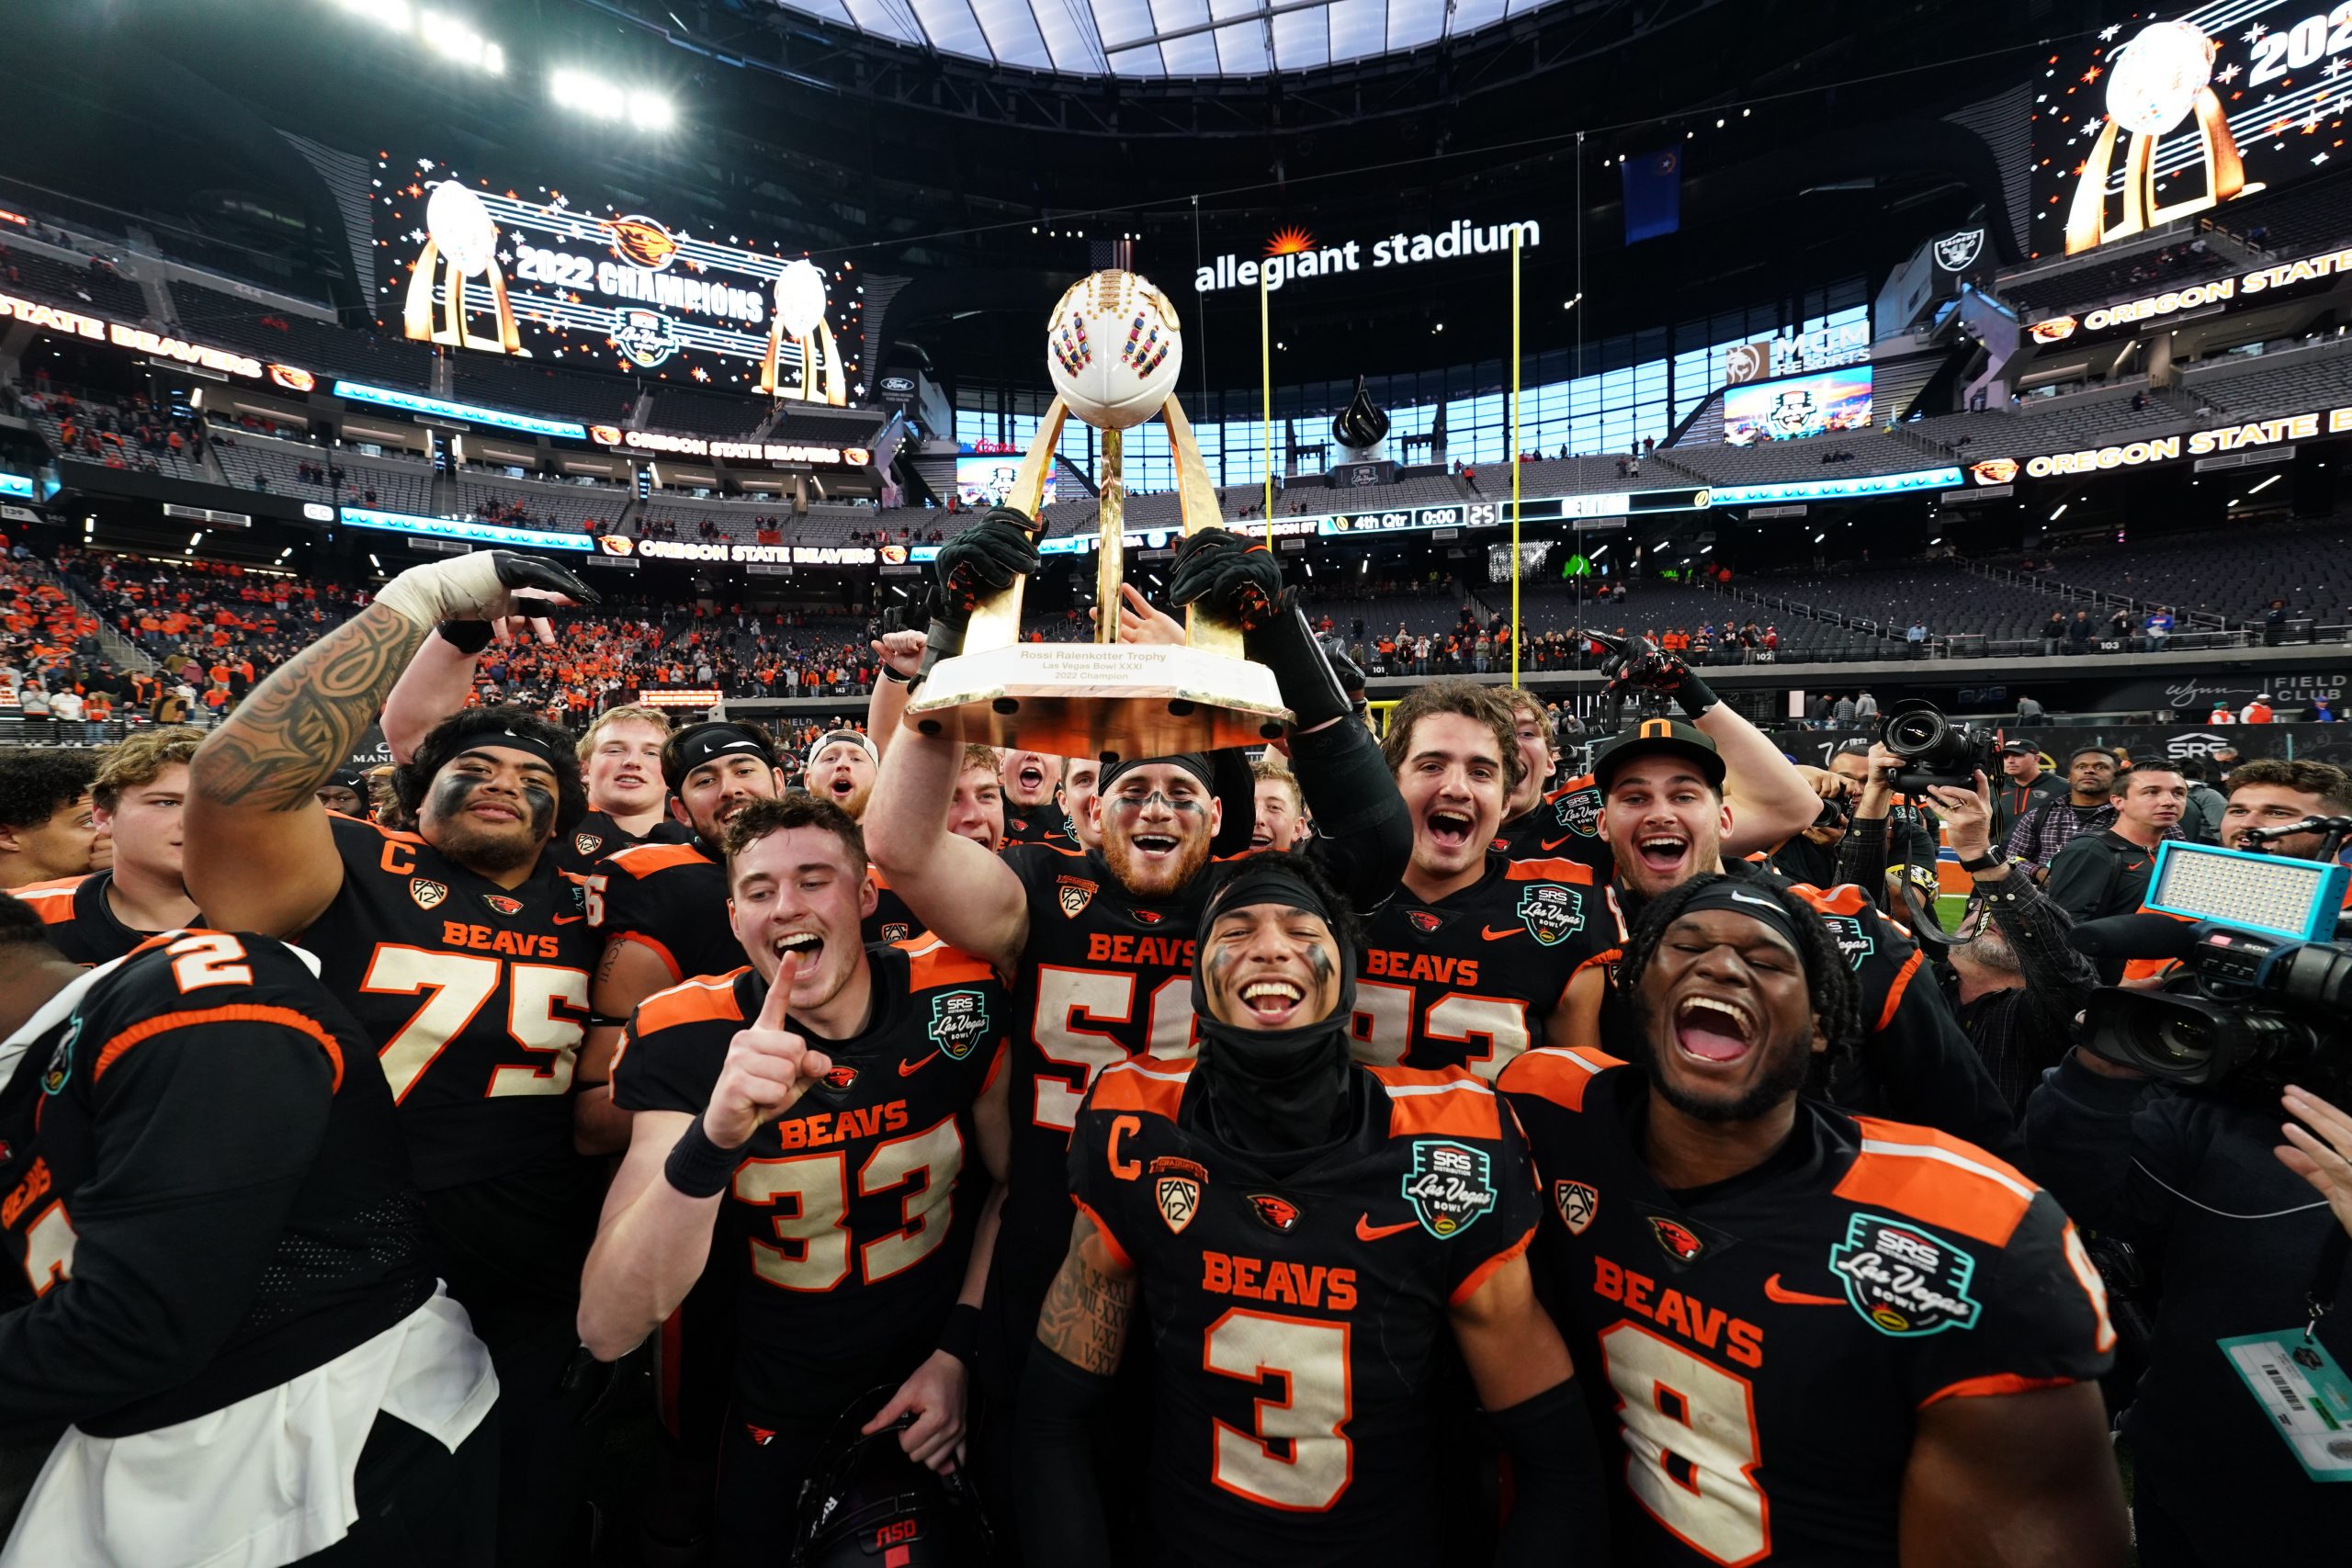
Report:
2032,5,2338,258
955,452,1058,509
371,154,860,397
1722,365,1873,445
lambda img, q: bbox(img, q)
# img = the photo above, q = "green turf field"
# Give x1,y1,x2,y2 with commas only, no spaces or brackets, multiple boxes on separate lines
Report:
1936,894,1968,929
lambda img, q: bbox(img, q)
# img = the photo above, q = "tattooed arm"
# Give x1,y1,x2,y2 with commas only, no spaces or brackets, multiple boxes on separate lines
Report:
185,603,428,936
1014,1212,1136,1559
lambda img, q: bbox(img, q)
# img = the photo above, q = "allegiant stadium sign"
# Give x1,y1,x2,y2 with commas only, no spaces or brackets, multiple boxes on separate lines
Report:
1194,219,1541,295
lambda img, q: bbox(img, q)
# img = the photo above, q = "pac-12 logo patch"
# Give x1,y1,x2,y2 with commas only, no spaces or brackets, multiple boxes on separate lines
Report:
1554,1179,1598,1236
1247,1193,1301,1233
1403,1139,1497,1239
1648,1215,1705,1263
1152,1156,1206,1234
1821,914,1874,971
926,989,991,1060
1552,786,1602,838
1517,884,1586,946
573,832,604,858
1829,1213,1983,1337
410,878,448,910
881,922,911,943
1057,877,1096,919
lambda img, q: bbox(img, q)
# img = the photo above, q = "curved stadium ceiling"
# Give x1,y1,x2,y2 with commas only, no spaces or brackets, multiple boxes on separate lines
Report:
755,0,1567,77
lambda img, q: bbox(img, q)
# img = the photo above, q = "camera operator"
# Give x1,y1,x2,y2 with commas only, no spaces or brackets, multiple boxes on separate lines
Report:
2005,747,2120,879
2025,800,2352,1563
1917,774,2100,1121
2044,764,2187,980
1992,738,2065,843
1826,739,1940,911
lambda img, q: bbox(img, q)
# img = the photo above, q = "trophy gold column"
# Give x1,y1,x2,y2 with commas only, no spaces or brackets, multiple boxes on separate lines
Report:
401,182,524,355
904,270,1290,761
2064,20,2261,256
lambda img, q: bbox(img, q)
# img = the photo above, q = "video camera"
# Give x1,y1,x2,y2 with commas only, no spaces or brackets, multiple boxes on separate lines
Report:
1877,698,1997,793
2072,831,2352,1086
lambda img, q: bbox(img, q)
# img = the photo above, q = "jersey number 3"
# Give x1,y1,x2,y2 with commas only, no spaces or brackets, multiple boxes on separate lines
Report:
1204,1308,1354,1513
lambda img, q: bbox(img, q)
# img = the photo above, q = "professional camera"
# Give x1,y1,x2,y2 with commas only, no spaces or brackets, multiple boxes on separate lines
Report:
2073,834,2352,1087
1877,698,1998,792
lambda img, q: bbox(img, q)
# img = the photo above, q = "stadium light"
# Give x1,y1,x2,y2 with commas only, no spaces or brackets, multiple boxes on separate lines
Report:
329,1,503,73
549,67,674,130
2248,474,2281,495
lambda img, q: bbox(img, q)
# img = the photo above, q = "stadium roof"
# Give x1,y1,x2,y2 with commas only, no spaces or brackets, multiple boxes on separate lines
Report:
755,0,1566,76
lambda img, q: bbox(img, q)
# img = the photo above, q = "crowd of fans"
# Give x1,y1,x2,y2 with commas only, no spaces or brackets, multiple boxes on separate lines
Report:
0,379,200,476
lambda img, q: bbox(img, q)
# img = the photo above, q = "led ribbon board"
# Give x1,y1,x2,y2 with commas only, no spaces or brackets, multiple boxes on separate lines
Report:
342,506,594,550
332,381,586,438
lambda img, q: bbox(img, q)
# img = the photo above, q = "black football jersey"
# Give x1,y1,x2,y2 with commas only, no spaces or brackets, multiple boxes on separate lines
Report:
1351,852,1607,1080
302,814,601,1190
611,942,1009,1418
586,837,741,987
1069,1057,1541,1568
865,866,923,947
1001,807,1069,847
1495,771,1612,881
1497,1051,2115,1567
0,931,433,1438
15,872,195,968
555,809,695,879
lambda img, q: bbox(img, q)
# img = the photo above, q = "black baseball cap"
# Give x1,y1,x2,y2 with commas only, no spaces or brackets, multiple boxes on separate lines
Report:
1997,736,2041,756
1593,718,1727,793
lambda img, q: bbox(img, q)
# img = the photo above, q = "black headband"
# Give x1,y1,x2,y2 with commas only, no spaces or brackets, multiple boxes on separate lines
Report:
666,722,775,791
1673,878,1808,953
463,728,567,778
1204,856,1338,930
1100,753,1215,793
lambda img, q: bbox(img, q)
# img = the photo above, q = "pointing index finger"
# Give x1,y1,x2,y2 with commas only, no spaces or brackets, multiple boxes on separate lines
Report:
758,953,799,1032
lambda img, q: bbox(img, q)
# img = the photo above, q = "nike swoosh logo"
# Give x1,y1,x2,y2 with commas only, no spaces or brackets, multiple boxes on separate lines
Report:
552,914,583,925
1355,1215,1418,1242
1542,836,1574,851
1480,926,1525,942
898,1055,935,1077
1762,1273,1844,1307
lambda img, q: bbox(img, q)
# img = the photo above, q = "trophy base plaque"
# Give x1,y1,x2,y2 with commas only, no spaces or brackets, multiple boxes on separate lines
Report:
905,642,1290,761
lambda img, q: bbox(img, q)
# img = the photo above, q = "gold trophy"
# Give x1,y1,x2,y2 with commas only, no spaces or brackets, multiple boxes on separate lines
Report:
761,260,849,406
904,270,1291,761
2064,20,2261,256
402,182,524,354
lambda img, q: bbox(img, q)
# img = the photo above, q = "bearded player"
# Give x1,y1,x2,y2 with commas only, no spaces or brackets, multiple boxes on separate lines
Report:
1015,855,1606,1566
1354,682,1605,1081
580,795,1011,1568
17,727,205,965
1492,645,1820,876
1498,874,2128,1565
864,513,1410,1507
184,550,605,1566
1561,720,2018,1154
804,729,878,819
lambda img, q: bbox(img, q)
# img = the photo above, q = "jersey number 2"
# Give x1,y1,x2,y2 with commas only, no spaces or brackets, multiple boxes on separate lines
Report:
1204,1308,1354,1513
1599,1320,1770,1566
361,946,591,1101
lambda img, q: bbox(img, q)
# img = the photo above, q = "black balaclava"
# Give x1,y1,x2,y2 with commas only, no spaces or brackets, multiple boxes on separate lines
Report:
1190,855,1357,1157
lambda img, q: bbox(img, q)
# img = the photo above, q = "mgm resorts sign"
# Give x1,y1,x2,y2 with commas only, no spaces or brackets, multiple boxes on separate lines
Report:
1723,320,1871,385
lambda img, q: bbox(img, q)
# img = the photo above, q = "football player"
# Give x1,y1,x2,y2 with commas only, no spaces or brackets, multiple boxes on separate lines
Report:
1059,753,1103,851
804,728,878,819
999,748,1062,844
1499,874,2128,1566
0,895,499,1566
316,769,370,818
581,795,1011,1568
16,727,203,965
867,744,1004,945
1561,721,2018,1154
863,513,1410,1517
1356,682,1603,1079
0,749,106,890
1492,645,1820,874
1250,756,1306,852
1015,855,1606,1566
183,549,605,1568
563,704,692,874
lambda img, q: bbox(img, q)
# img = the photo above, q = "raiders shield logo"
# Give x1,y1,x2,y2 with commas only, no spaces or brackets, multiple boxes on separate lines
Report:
410,878,448,910
1933,227,1985,272
1152,1156,1207,1234
1554,1179,1599,1236
926,989,991,1060
1552,786,1602,838
1402,1139,1497,1238
1517,884,1586,946
1648,1215,1705,1263
1408,909,1442,934
482,894,523,917
1057,877,1096,919
1829,1213,1984,1337
1247,1193,1301,1233
573,832,604,858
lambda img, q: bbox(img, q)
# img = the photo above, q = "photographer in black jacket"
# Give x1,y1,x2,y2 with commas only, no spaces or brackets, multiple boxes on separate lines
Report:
2024,771,2352,1565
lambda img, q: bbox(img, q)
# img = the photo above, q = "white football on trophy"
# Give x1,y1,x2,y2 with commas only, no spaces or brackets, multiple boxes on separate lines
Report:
1046,270,1183,431
426,182,499,278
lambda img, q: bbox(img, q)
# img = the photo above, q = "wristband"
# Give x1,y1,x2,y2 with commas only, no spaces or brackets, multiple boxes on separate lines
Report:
436,620,495,655
880,664,913,685
937,1302,983,1370
664,1118,742,1199
1959,851,2001,873
1672,670,1720,720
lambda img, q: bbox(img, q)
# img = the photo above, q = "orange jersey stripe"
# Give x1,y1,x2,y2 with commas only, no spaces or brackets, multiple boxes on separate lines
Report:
1836,1118,2040,1247
1449,1222,1536,1307
1370,1067,1504,1141
13,878,84,925
1877,948,1922,1033
1087,1058,1194,1121
605,841,712,880
634,968,750,1036
93,1003,346,1092
1495,1046,1623,1112
1504,858,1598,886
900,935,998,990
1917,1372,2080,1408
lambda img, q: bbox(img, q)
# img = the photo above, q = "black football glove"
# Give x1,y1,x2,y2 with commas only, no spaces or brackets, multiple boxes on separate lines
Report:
488,549,600,610
1599,635,1719,720
1169,529,1284,632
935,506,1039,613
1317,634,1367,708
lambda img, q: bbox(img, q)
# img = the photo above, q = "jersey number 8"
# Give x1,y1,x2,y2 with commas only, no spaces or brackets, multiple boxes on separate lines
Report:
1599,1320,1770,1566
